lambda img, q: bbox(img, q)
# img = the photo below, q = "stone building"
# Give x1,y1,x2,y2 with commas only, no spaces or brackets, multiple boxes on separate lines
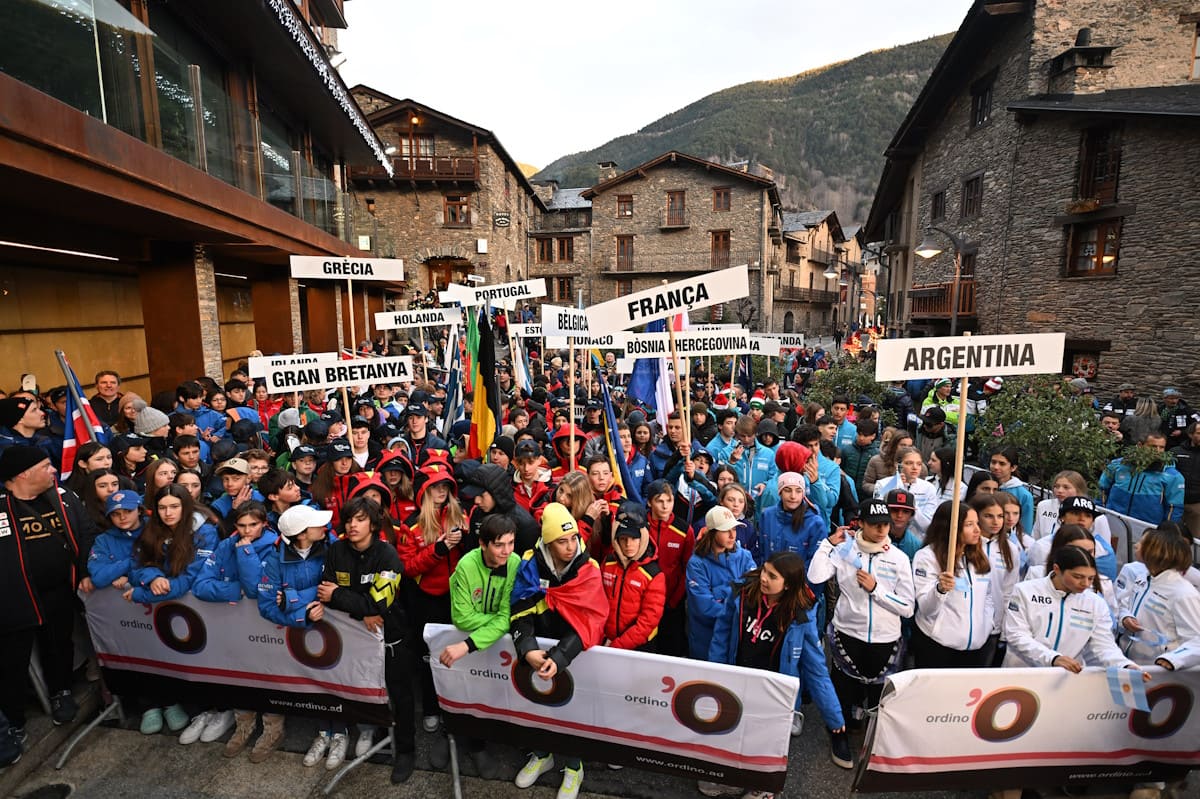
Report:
347,89,545,307
571,152,784,329
863,0,1200,395
777,210,845,336
528,182,593,306
0,0,387,394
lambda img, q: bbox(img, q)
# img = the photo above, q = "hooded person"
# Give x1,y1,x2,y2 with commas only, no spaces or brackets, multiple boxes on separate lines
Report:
461,462,539,555
549,424,588,482
509,502,607,796
600,502,666,652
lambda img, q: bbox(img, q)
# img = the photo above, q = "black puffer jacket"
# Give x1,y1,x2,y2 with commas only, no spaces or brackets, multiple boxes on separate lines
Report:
465,463,539,553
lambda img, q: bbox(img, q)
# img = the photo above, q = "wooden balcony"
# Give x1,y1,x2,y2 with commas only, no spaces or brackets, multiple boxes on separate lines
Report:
909,279,977,318
776,285,838,304
660,208,690,229
809,248,835,265
349,155,480,183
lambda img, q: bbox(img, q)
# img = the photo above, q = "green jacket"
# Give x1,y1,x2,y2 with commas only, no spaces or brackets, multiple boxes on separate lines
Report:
449,546,519,653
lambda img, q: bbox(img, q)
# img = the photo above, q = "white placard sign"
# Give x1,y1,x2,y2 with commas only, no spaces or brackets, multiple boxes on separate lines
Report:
289,255,405,281
263,356,414,393
874,333,1066,382
776,334,806,349
615,358,637,374
247,351,337,379
439,278,547,309
513,324,542,337
584,264,751,333
541,304,589,337
694,323,741,331
749,335,782,357
626,330,750,357
373,307,462,331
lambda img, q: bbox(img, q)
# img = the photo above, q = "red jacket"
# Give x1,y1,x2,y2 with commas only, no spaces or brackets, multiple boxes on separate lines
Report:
601,540,665,650
586,485,625,562
395,510,464,597
513,476,552,519
647,514,695,608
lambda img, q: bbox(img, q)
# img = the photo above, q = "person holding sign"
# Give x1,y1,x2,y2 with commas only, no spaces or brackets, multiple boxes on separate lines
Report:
910,501,999,668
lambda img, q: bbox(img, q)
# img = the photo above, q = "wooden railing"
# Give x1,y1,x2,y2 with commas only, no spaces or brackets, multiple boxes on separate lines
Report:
349,155,479,182
909,279,976,318
660,208,690,229
776,285,838,304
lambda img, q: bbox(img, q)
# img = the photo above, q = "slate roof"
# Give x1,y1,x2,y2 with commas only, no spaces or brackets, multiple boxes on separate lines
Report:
546,188,592,210
1007,84,1200,118
782,210,834,233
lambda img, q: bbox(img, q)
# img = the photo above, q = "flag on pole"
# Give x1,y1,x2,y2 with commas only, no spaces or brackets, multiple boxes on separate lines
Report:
513,335,533,395
626,319,674,433
599,373,641,505
442,324,465,437
735,351,754,394
1106,666,1151,712
56,350,109,481
467,307,501,459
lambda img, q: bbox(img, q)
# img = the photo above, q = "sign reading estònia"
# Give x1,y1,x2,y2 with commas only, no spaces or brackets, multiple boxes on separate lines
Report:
874,333,1066,381
585,264,750,333
264,356,415,393
289,255,405,281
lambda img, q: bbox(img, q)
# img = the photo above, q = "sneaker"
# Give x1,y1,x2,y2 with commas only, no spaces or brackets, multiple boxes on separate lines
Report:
139,708,164,735
742,792,775,799
179,711,214,745
830,730,854,769
391,751,415,784
163,704,190,733
303,732,330,767
471,746,501,780
354,726,374,759
9,727,28,749
200,710,235,743
429,733,450,770
50,690,78,726
790,710,804,737
697,782,741,797
324,733,348,770
557,764,583,799
607,763,624,770
515,753,555,788
422,714,440,733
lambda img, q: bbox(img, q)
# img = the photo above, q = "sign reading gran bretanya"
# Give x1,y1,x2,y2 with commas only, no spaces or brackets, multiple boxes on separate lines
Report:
264,356,415,393
874,333,1066,381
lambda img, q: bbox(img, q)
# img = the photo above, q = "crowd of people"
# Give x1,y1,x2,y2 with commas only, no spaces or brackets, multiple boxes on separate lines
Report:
0,338,1197,799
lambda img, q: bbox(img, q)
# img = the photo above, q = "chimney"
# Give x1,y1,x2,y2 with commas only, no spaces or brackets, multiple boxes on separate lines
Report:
597,160,619,182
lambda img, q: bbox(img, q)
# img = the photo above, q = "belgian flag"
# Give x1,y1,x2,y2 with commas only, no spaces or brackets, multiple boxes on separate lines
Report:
467,307,501,459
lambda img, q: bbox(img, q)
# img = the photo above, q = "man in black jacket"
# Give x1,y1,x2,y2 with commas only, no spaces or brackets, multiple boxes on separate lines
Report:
0,446,93,740
460,463,539,554
1171,421,1200,535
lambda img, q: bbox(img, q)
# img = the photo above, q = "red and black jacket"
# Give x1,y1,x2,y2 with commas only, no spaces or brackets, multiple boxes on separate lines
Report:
647,513,695,609
601,538,666,650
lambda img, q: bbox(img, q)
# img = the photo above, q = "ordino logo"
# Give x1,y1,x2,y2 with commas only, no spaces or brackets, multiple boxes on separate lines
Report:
152,603,342,669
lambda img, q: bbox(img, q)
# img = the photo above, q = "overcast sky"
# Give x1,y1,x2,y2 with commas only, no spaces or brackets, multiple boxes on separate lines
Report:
339,0,972,169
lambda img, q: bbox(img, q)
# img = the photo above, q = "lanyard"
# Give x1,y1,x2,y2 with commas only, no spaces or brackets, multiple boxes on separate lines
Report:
749,597,776,643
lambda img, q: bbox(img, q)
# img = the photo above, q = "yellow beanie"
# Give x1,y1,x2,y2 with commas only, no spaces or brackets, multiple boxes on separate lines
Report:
540,502,578,545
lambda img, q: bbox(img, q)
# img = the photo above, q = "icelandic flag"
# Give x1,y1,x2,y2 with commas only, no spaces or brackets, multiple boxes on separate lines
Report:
599,371,641,505
441,325,465,437
59,352,109,481
1106,666,1151,712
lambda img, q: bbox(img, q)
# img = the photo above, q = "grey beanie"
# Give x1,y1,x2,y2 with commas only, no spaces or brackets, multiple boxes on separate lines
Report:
133,399,170,436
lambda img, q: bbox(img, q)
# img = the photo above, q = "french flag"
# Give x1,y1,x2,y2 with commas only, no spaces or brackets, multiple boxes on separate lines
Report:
58,351,109,482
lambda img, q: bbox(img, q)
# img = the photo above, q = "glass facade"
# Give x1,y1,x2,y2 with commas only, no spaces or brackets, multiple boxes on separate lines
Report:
0,0,344,238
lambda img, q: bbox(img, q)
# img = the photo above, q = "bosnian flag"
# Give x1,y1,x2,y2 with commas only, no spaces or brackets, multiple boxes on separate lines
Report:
58,352,110,481
1106,666,1150,712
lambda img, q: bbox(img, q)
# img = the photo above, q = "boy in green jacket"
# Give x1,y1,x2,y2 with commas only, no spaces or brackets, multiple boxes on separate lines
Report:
435,514,518,777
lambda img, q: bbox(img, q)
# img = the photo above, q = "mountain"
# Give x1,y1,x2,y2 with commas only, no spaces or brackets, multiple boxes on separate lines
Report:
534,34,953,224
516,162,540,178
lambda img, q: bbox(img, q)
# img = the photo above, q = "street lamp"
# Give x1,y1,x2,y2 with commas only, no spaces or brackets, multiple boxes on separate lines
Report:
914,225,969,336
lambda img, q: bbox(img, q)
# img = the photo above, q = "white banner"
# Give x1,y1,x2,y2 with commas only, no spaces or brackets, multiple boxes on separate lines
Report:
424,624,797,791
855,667,1198,792
749,335,782,357
263,355,414,393
541,304,589,337
626,330,751,358
585,264,751,333
373,307,462,331
247,351,338,379
776,334,806,349
874,333,1066,381
615,358,637,374
289,255,404,281
83,589,389,723
439,278,547,309
513,323,542,338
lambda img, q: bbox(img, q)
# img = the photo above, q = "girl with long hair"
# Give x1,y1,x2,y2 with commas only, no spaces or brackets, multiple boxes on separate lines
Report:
862,427,910,497
926,445,964,503
1117,527,1200,671
80,468,128,530
64,441,113,495
709,552,853,776
686,505,757,659
969,494,1021,664
964,470,999,501
872,446,937,536
988,446,1033,533
630,420,655,460
910,501,998,668
310,439,363,527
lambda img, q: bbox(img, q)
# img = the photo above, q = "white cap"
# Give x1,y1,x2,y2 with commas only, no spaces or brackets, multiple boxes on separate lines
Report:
704,505,743,532
278,505,332,541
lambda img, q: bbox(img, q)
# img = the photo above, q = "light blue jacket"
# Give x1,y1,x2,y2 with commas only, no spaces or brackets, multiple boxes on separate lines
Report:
685,545,757,659
193,529,279,602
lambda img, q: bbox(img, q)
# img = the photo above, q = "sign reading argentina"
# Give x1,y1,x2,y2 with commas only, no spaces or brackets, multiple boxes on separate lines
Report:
875,333,1066,381
264,356,415,393
585,264,750,333
289,255,405,281
373,307,462,330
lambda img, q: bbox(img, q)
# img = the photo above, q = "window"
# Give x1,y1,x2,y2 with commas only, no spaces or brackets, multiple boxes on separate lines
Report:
401,135,434,157
959,251,977,277
616,235,634,270
444,195,470,226
555,277,573,302
713,187,731,211
536,238,553,263
1193,25,1200,80
1067,219,1121,276
931,190,946,222
556,237,574,262
617,195,633,217
970,73,994,129
711,230,730,269
1078,126,1122,204
786,241,801,264
961,175,983,219
666,190,686,226
616,279,634,296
